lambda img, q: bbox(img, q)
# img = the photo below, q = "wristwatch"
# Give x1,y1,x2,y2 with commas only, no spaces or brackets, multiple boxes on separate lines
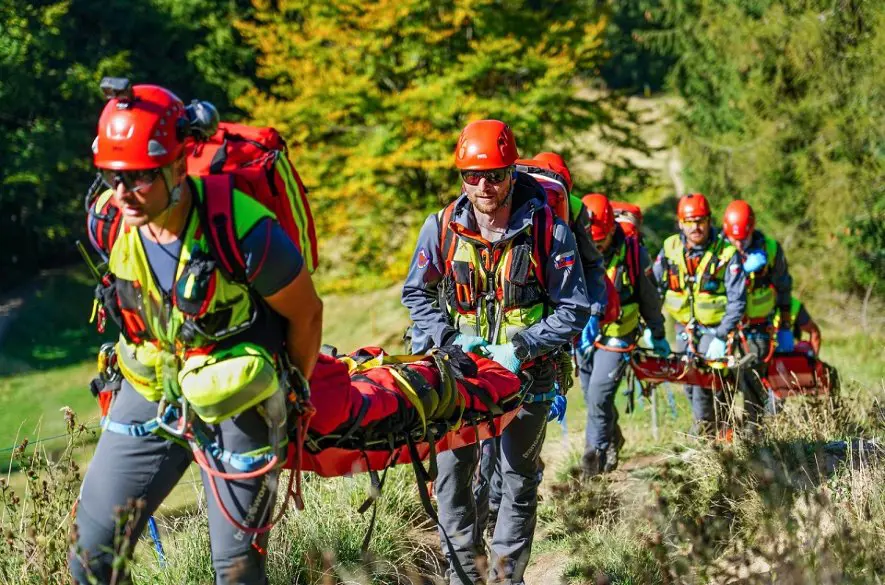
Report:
512,336,531,362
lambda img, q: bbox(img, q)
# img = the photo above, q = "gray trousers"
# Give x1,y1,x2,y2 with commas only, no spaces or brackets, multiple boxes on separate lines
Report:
435,401,549,585
577,338,631,453
673,325,731,436
739,326,771,429
69,381,280,585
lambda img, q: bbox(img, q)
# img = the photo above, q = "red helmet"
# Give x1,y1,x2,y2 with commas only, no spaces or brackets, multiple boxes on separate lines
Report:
581,193,615,241
93,84,187,170
677,193,711,221
454,120,519,170
723,199,755,241
533,152,573,192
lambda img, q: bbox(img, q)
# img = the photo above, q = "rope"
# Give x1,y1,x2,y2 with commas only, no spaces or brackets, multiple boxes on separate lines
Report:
0,424,102,455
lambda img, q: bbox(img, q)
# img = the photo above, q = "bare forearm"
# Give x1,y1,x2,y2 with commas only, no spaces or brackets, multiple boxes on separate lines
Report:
285,301,323,379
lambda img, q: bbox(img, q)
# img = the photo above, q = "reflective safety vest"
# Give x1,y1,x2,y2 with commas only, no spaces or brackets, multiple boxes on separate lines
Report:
98,178,282,423
602,235,641,337
745,235,779,321
661,234,738,326
438,202,555,344
772,296,802,331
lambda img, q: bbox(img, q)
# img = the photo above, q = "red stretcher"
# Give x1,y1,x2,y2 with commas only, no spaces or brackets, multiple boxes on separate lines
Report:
765,342,839,399
296,346,527,477
629,342,838,399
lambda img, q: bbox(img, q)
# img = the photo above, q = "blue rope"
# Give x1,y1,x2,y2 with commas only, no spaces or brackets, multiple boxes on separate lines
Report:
147,516,166,568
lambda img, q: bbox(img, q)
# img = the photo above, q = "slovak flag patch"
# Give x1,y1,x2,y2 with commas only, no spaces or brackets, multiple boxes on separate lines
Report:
554,251,575,270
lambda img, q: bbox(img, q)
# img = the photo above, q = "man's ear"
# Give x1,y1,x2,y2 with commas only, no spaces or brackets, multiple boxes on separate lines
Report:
173,155,188,183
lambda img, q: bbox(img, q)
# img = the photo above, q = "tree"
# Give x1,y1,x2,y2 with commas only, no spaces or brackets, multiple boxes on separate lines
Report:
0,0,252,289
644,0,885,294
236,0,650,285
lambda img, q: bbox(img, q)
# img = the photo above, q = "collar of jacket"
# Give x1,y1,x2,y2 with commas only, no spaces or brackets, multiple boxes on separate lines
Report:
448,172,548,240
747,229,767,251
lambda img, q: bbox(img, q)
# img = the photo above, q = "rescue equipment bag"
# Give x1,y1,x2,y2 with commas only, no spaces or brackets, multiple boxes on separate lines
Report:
611,201,643,240
515,159,571,223
185,122,318,277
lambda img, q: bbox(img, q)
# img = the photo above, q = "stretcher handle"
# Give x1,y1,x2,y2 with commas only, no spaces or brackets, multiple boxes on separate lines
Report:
594,340,638,354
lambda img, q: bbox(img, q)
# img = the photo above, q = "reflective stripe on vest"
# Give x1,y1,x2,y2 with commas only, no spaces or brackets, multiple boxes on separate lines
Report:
745,235,779,320
602,239,640,337
444,225,546,344
661,234,737,326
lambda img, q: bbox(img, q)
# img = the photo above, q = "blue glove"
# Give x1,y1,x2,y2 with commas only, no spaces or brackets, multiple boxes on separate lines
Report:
776,329,794,353
547,394,568,423
452,334,488,354
484,343,522,374
742,250,767,274
642,329,671,357
705,337,728,360
578,315,601,358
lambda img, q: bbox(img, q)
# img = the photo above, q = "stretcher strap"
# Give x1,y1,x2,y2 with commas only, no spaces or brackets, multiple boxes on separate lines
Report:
406,431,474,585
522,388,558,404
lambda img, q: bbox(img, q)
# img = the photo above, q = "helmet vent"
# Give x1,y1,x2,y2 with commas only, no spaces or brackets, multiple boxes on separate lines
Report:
147,140,168,158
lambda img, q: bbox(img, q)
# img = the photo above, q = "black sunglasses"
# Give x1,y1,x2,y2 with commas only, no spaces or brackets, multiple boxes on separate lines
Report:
460,168,510,186
99,168,163,193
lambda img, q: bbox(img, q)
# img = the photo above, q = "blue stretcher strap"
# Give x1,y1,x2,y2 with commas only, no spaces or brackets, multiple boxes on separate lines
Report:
522,388,558,404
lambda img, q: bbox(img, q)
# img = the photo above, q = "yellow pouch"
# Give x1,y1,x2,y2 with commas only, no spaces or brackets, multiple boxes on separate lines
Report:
178,343,278,424
116,337,163,401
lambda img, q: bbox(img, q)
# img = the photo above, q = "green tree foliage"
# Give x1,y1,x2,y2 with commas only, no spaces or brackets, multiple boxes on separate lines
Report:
236,0,651,286
0,0,253,290
599,0,675,93
643,0,885,294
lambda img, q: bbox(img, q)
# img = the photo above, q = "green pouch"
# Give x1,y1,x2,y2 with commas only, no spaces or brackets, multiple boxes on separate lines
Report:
116,337,163,401
179,343,278,424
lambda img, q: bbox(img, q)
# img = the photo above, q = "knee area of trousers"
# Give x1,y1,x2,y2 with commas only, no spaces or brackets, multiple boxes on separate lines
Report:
212,547,266,585
68,506,116,583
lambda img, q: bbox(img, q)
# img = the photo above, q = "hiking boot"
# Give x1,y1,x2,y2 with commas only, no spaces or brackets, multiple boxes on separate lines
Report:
603,425,626,473
581,449,606,479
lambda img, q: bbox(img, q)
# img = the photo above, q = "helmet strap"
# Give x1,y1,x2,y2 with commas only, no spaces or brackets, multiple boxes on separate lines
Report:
161,164,183,210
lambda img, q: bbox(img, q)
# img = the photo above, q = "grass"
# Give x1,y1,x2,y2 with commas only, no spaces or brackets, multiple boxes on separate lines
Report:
1,247,883,583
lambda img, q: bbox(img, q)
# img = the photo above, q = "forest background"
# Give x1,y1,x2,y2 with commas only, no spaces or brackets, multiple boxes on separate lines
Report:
2,0,883,299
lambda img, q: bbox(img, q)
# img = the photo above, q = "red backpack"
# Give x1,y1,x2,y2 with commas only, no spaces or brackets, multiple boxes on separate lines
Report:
611,201,642,241
515,159,570,224
86,122,319,281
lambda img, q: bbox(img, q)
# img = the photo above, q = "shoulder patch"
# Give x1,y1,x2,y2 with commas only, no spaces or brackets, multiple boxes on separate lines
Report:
554,251,575,270
416,248,430,269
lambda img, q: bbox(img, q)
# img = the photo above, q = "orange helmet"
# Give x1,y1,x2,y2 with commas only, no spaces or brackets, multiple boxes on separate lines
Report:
533,152,573,192
677,193,711,221
93,83,187,170
454,120,518,170
723,199,755,241
582,193,615,241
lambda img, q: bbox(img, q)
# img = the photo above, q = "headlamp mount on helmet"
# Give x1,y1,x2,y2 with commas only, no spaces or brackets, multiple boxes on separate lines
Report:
100,77,134,104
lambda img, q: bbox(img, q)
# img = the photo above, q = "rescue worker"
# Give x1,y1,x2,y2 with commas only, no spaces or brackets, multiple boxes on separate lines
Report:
653,193,746,437
722,199,793,428
70,84,323,584
477,151,607,538
402,120,604,584
577,194,669,477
